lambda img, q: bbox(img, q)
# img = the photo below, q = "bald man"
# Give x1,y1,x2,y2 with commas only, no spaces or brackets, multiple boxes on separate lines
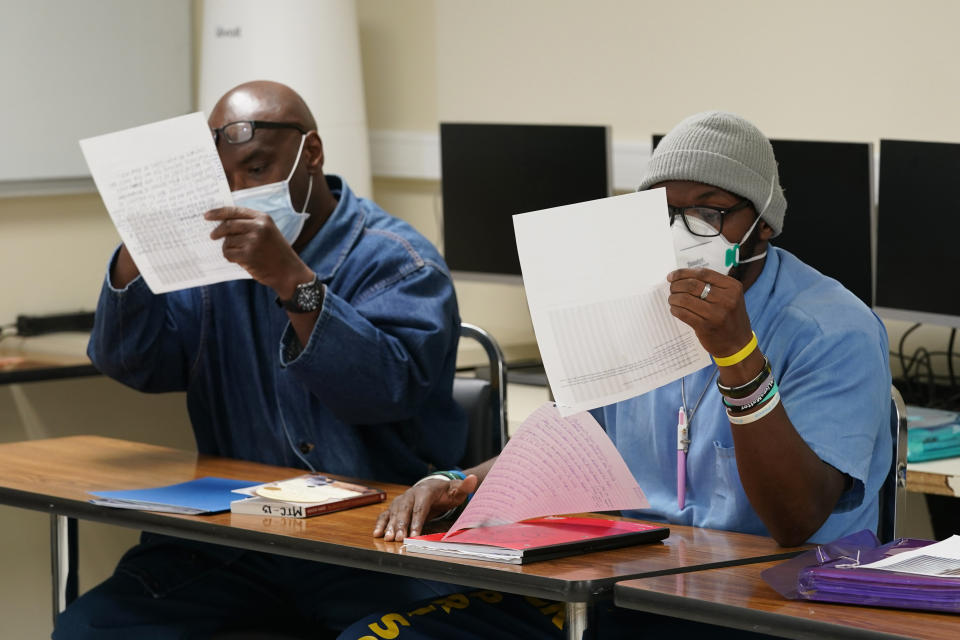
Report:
58,81,464,638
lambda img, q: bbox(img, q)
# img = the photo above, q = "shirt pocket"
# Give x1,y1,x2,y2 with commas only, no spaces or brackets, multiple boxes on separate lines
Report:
705,440,741,513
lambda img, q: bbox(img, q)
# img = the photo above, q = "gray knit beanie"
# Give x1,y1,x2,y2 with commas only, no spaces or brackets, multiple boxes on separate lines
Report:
637,111,786,236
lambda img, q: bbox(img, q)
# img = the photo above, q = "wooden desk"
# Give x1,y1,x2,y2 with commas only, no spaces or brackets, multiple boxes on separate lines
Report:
615,560,959,640
0,333,98,385
0,436,806,639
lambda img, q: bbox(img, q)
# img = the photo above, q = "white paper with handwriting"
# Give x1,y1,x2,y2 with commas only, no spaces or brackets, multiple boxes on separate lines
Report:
79,112,249,293
444,403,648,538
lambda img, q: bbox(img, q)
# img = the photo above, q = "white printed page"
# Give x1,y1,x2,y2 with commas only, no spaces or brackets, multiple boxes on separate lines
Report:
444,403,648,537
79,112,249,294
512,189,711,416
860,535,960,577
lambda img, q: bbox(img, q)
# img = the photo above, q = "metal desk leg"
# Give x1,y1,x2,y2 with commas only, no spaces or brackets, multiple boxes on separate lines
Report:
50,515,78,626
565,601,594,640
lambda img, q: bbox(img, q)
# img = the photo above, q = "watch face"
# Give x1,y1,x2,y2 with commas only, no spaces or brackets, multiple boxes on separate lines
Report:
294,280,322,312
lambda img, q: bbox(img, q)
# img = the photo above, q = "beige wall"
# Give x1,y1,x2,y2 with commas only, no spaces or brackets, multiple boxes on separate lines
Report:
356,0,960,371
434,0,960,142
0,0,953,635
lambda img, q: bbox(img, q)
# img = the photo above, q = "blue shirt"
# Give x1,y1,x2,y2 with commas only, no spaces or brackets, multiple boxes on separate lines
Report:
595,247,891,543
88,175,466,484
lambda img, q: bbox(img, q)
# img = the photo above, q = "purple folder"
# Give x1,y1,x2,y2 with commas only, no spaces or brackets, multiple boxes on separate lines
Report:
762,530,960,613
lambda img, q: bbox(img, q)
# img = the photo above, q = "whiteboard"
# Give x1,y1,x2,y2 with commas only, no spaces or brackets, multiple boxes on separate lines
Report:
0,0,193,191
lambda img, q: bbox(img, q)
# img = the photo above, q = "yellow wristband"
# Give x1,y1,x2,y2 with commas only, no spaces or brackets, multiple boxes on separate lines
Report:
713,332,758,367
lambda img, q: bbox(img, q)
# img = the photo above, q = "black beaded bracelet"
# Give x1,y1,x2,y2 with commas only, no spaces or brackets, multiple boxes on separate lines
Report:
716,355,772,399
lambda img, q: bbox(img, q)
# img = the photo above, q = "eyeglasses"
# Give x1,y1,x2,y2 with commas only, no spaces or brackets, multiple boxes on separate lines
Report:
211,120,307,145
668,199,753,237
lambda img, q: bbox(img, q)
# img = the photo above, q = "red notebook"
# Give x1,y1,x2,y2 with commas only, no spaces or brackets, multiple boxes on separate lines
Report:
402,516,669,564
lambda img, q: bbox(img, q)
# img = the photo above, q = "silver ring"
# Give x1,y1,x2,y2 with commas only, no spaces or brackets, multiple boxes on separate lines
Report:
699,282,711,300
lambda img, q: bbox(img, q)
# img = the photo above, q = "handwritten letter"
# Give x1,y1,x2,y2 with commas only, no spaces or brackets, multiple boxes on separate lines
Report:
80,112,249,293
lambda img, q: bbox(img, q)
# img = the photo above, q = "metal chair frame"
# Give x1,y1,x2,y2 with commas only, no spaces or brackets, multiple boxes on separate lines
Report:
878,384,908,543
456,323,508,464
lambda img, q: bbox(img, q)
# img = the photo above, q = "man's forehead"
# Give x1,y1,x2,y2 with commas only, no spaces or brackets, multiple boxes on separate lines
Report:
209,90,285,127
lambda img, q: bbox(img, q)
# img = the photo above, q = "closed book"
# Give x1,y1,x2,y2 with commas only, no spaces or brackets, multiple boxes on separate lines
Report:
403,516,669,564
230,474,385,519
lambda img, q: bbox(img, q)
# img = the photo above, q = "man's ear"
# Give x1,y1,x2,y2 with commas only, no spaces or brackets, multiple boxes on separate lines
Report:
757,218,774,241
304,131,324,174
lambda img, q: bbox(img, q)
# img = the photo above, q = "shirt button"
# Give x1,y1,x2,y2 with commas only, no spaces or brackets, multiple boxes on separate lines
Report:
299,442,315,454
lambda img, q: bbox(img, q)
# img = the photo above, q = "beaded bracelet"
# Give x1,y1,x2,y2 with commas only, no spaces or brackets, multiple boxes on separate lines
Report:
727,391,781,425
713,332,758,367
716,356,771,399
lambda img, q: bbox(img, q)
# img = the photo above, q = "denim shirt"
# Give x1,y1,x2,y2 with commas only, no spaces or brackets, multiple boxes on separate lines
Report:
89,175,466,484
594,247,892,543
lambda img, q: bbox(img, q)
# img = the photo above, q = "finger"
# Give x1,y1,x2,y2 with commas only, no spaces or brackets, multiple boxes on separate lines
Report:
211,218,261,240
669,304,707,328
668,268,733,286
204,206,259,222
408,492,436,538
668,277,708,297
382,508,408,542
391,515,409,542
378,494,410,541
373,509,390,538
668,294,710,324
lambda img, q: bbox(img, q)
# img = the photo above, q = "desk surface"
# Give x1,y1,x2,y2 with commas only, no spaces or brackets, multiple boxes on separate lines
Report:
0,435,805,603
615,560,959,640
0,333,97,384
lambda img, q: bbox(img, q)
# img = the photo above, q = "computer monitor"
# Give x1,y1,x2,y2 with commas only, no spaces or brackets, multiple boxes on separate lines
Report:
441,123,611,280
876,139,960,327
652,136,873,306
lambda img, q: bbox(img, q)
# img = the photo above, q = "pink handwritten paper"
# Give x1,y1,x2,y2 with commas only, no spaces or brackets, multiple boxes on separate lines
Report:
443,402,649,539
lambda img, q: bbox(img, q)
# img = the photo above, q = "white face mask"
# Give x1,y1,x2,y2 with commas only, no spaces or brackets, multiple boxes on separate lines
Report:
231,135,313,245
672,215,766,274
671,175,775,275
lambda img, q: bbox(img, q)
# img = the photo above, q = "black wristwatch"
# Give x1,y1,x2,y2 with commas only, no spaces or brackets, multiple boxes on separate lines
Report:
276,274,323,313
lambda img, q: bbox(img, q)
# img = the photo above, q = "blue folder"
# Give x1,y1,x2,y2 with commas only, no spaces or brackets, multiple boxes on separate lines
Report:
906,405,960,463
89,477,258,514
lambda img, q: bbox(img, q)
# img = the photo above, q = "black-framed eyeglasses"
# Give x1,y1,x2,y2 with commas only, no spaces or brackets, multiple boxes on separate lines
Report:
668,199,753,237
211,120,307,145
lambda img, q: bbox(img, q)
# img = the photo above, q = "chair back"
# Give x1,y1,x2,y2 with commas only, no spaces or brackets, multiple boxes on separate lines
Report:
877,384,908,542
454,323,508,468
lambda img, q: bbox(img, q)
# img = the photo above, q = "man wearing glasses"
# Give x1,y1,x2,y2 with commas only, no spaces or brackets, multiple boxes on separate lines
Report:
356,111,891,638
59,81,465,638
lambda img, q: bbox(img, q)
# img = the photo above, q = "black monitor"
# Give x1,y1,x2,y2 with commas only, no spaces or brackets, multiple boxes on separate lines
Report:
876,140,960,327
441,123,611,279
652,136,873,306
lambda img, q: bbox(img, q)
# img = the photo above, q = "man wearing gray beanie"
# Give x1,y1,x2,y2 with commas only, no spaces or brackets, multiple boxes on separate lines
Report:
346,112,893,639
603,110,890,547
